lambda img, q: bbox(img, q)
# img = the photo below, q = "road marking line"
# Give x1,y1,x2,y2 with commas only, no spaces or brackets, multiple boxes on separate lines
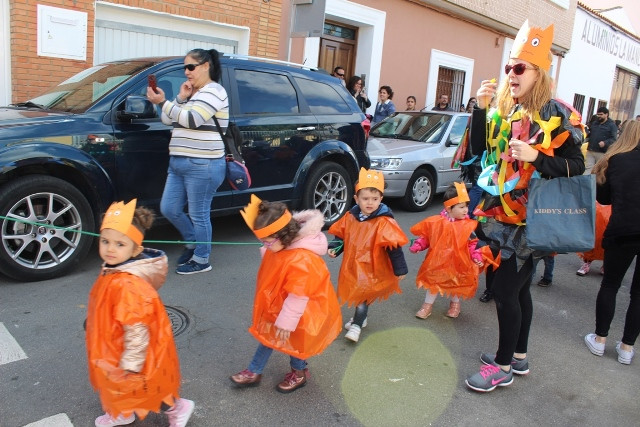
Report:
23,413,74,427
0,322,28,365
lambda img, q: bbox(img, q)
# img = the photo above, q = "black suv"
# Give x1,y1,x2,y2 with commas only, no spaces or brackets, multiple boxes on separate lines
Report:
0,55,370,281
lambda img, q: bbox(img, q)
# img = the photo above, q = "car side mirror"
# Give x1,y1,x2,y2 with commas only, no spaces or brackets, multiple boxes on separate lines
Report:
445,138,459,147
117,96,157,120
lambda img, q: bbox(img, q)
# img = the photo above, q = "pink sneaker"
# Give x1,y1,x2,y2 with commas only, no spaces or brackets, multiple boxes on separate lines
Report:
94,413,135,427
576,261,591,276
166,398,195,427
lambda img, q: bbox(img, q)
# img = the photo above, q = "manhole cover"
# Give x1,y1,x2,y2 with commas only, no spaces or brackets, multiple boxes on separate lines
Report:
165,306,190,337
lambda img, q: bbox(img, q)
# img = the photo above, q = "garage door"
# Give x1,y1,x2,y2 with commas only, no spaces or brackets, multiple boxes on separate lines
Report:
95,3,245,64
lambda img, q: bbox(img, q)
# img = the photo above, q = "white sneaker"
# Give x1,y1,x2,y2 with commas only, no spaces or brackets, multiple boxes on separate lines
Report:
94,413,135,427
616,342,635,365
577,261,591,276
584,333,604,356
345,325,361,342
344,317,367,330
166,398,195,427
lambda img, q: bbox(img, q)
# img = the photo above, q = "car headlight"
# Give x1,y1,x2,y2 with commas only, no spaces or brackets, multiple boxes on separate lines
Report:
370,158,403,170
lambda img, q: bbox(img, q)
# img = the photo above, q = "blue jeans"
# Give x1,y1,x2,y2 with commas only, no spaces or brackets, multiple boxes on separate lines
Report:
160,156,225,264
533,255,554,282
247,343,307,374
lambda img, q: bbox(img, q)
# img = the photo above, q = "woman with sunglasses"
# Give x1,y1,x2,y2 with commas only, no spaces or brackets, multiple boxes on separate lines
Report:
147,49,228,275
463,21,585,392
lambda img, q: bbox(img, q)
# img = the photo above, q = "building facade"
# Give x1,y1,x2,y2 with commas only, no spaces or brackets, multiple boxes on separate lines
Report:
556,3,640,123
2,0,580,110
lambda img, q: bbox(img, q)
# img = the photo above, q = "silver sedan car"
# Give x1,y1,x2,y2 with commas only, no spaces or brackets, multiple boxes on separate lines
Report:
367,111,470,211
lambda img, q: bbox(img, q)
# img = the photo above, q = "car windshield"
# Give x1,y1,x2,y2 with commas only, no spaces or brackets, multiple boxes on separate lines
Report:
371,112,452,142
22,61,154,113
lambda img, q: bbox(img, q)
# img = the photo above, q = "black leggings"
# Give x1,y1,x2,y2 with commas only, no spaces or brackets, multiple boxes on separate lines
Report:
595,240,640,346
492,255,534,366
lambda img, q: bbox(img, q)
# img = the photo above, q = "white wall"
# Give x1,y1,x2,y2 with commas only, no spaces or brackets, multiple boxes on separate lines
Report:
556,8,640,119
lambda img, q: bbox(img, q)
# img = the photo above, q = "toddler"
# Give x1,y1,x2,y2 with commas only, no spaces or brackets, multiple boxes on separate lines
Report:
328,168,408,343
86,199,193,427
410,183,498,318
230,195,341,393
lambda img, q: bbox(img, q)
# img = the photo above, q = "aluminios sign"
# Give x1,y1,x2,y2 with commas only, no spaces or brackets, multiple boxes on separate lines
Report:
581,15,640,67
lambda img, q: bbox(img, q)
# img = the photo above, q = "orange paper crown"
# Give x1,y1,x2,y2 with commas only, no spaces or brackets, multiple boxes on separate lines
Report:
355,168,384,193
443,182,470,208
511,20,554,72
101,199,143,246
240,194,293,239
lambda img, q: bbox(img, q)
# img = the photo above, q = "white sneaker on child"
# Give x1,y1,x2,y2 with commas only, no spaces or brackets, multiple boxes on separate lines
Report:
166,398,195,427
345,325,361,342
344,317,367,330
94,413,135,427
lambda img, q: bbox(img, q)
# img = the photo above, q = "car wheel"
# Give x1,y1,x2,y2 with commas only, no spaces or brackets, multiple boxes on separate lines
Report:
0,175,95,281
402,169,435,211
302,162,353,227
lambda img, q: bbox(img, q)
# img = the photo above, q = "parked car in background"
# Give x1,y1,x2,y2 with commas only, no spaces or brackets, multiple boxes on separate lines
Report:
367,111,470,211
0,54,370,281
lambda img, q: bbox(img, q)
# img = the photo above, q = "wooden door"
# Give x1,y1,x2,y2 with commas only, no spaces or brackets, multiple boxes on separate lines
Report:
319,38,355,79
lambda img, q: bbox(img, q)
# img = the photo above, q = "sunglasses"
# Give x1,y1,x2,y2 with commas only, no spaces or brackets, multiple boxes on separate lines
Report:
183,61,205,71
337,73,345,77
504,63,535,75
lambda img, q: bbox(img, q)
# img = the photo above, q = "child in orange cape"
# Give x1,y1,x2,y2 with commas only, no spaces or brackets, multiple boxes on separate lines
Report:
576,202,612,276
85,199,194,427
230,195,341,393
410,183,499,319
328,168,409,343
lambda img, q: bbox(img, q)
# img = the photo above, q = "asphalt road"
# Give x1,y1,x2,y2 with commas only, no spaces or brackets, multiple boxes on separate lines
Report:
1,196,638,426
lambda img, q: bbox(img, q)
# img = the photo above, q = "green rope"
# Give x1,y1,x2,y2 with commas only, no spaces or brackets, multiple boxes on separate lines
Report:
0,215,261,246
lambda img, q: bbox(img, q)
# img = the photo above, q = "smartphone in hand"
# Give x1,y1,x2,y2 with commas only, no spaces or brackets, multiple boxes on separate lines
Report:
148,74,158,93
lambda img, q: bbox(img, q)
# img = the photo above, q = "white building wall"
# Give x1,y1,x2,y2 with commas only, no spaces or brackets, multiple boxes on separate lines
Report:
556,8,640,120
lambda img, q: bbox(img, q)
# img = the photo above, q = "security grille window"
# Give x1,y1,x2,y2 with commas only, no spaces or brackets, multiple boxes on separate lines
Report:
435,67,465,110
573,93,585,115
235,70,299,115
586,97,596,122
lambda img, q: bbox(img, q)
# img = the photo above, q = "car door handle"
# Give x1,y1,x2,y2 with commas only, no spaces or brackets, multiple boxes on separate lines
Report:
296,126,316,131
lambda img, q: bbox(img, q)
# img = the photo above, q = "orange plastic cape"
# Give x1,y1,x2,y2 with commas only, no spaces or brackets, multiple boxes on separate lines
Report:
410,216,500,299
578,202,611,262
328,213,409,307
86,272,180,419
249,248,342,360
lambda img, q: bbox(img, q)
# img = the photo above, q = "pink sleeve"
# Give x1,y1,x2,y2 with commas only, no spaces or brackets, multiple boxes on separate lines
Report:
468,240,483,262
409,236,429,253
274,293,310,331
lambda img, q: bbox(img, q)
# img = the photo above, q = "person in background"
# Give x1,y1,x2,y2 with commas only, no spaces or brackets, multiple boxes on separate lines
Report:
466,97,478,113
576,202,611,277
585,107,617,174
406,95,417,111
432,94,453,111
372,86,396,125
332,66,346,86
584,120,640,365
147,48,228,275
86,200,194,427
463,20,584,392
346,76,371,114
328,168,408,343
230,196,341,392
534,255,555,287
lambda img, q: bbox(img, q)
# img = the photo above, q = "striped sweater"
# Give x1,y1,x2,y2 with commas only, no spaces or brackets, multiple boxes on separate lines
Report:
161,81,229,159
